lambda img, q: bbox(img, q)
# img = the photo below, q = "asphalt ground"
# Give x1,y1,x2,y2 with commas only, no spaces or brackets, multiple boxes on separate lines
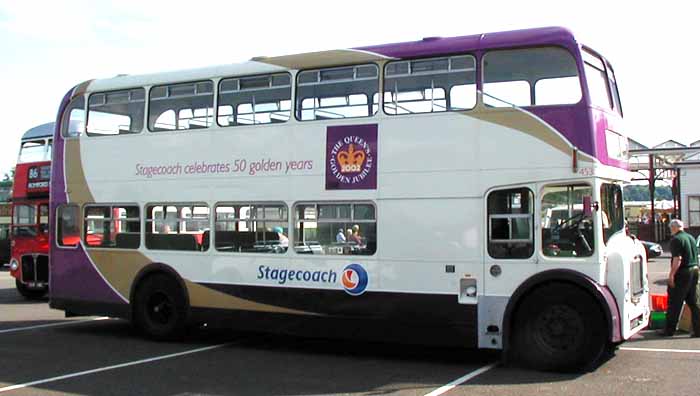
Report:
647,244,672,295
0,255,699,396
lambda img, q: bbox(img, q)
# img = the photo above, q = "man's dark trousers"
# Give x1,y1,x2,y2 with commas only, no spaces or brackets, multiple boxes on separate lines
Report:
665,266,700,336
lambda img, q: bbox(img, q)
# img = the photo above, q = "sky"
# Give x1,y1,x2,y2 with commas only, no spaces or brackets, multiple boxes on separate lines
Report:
0,0,698,178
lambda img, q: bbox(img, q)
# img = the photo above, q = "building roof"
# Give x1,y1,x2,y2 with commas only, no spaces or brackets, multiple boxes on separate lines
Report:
21,122,55,141
629,138,648,151
653,140,686,149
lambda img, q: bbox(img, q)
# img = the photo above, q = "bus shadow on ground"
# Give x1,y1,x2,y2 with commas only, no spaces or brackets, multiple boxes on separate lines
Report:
0,319,78,331
0,319,598,396
0,287,48,305
470,352,614,387
58,321,586,392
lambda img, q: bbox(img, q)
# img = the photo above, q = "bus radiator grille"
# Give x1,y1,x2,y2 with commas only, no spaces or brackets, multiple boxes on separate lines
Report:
20,255,49,284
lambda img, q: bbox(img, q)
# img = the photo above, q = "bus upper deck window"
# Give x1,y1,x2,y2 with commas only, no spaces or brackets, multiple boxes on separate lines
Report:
384,55,476,115
296,65,379,121
483,47,581,107
149,82,214,132
61,95,85,138
218,74,291,127
606,61,623,116
18,140,48,163
87,88,145,136
582,50,613,110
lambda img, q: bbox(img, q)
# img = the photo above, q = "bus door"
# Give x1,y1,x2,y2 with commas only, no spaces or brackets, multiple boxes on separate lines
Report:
480,185,538,347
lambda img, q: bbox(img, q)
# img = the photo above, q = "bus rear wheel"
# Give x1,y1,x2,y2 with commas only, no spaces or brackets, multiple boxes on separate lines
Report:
133,274,187,341
15,279,47,300
512,283,606,372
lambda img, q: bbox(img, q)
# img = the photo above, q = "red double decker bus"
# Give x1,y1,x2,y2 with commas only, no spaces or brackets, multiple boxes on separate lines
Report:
8,122,54,299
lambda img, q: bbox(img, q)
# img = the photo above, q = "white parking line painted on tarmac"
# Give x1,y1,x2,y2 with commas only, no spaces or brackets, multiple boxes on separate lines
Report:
0,342,232,393
621,347,700,354
423,363,498,396
0,317,109,334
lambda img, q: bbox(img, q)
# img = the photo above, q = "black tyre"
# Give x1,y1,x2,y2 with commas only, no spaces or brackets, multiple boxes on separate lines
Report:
512,283,607,372
133,273,188,341
15,279,48,300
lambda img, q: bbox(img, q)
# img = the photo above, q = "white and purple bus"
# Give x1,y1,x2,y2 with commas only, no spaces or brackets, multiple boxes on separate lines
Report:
50,27,648,371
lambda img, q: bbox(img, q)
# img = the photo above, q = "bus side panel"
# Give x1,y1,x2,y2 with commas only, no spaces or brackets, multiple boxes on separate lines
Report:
200,283,475,324
190,306,477,348
50,88,128,316
50,244,128,312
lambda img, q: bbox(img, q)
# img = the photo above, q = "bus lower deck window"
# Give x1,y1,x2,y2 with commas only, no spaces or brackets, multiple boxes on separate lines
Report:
145,204,210,251
214,203,288,254
83,205,140,249
57,205,80,247
294,202,376,256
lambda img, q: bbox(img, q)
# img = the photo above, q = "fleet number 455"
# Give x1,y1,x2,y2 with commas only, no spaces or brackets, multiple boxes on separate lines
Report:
578,168,594,176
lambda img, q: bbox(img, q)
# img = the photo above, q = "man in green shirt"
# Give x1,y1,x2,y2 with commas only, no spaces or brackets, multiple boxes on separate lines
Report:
661,219,700,337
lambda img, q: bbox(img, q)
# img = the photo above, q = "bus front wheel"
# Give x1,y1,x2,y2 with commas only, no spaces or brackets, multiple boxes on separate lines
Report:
15,279,47,300
133,273,187,341
512,283,607,372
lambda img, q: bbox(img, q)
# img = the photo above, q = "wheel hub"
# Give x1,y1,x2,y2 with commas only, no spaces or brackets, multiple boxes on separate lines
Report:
535,304,584,352
147,292,173,325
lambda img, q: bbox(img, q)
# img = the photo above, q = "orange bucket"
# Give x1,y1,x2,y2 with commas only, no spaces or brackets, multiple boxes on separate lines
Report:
651,293,668,312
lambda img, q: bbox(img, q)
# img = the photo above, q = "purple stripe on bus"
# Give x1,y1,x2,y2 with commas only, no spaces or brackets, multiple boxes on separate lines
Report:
600,284,623,343
356,27,577,60
527,104,595,157
50,244,126,303
592,111,629,169
49,88,126,305
357,26,628,169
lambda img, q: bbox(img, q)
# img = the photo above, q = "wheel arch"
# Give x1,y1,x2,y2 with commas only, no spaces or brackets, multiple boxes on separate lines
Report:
502,269,622,355
128,262,191,321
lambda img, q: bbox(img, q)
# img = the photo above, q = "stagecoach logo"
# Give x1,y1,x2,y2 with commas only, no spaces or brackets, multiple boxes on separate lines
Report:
326,124,377,190
256,263,369,296
341,263,369,296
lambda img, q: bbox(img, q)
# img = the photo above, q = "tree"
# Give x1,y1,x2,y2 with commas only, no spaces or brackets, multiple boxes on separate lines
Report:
622,184,673,201
2,168,14,183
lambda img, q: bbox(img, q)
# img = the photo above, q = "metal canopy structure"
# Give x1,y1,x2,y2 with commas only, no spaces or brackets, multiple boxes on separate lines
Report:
628,139,700,241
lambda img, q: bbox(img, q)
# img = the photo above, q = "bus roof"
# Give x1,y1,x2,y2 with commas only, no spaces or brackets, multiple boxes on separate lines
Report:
22,122,54,141
356,26,578,59
84,26,580,93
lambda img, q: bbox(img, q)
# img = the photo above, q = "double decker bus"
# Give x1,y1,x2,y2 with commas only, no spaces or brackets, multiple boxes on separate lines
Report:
50,27,648,371
9,122,54,299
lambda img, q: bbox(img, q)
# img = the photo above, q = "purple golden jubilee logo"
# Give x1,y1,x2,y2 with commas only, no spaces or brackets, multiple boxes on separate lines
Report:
326,124,378,190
